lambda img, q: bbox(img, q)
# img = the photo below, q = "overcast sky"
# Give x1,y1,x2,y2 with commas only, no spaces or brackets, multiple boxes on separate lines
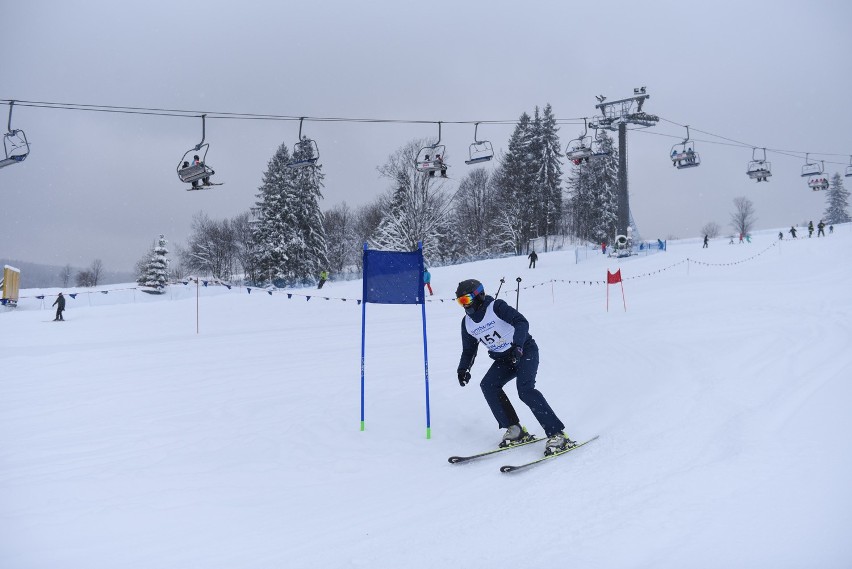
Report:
2,0,851,271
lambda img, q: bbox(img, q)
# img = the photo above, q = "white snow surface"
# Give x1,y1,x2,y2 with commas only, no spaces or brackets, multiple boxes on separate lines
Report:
2,228,852,568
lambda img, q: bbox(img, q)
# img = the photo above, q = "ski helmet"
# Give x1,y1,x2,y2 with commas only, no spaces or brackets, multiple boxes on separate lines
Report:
455,279,483,298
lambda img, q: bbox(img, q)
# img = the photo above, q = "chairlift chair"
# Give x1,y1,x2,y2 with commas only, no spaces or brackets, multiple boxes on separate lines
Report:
670,125,700,169
800,153,823,178
287,118,320,168
746,148,772,182
590,127,611,159
177,114,217,189
566,118,594,164
807,167,829,191
465,123,494,165
0,101,30,170
415,122,448,174
807,177,829,191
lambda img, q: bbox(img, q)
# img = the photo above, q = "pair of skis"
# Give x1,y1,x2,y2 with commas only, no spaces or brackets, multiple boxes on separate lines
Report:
449,435,598,473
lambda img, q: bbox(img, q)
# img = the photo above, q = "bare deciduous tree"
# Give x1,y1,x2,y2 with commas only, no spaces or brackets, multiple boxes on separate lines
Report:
90,259,103,287
230,211,261,284
75,270,93,287
323,201,359,275
181,212,238,280
60,264,73,287
701,222,721,239
730,197,757,237
351,199,385,273
451,168,496,255
372,139,451,260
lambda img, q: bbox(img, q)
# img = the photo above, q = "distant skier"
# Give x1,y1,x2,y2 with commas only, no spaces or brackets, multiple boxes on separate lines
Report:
817,220,825,237
52,292,66,321
808,221,814,238
789,226,798,239
527,250,538,269
454,279,573,456
423,268,433,296
778,231,784,240
317,270,329,289
703,235,709,248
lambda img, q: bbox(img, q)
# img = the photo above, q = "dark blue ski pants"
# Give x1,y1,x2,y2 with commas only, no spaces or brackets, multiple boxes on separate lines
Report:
479,342,565,437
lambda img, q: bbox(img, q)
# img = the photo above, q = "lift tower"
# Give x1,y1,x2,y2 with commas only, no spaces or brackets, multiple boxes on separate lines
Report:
589,87,659,237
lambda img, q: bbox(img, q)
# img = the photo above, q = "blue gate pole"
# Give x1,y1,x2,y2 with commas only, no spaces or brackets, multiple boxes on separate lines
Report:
360,243,368,431
418,243,431,439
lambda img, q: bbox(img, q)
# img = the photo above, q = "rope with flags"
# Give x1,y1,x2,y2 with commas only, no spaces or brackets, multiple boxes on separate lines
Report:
5,242,779,309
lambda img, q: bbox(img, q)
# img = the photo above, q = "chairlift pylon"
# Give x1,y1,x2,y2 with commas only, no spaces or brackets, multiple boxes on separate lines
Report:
670,125,700,169
287,117,320,169
0,101,30,170
845,155,852,178
416,122,448,176
465,123,494,165
747,147,772,182
177,114,218,190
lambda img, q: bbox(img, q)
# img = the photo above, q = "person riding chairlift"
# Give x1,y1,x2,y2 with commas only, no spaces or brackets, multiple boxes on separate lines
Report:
193,154,211,187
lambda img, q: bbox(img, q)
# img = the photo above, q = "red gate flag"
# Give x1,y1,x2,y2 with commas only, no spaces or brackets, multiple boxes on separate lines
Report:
607,269,622,284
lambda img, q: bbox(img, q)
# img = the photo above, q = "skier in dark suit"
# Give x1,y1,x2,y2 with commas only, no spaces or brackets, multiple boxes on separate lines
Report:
52,292,66,321
455,279,572,456
527,250,538,268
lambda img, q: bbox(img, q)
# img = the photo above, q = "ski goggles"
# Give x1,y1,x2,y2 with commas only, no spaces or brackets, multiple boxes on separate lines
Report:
456,284,484,307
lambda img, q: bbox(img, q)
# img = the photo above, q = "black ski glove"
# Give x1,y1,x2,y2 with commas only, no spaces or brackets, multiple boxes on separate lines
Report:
510,345,523,364
457,370,471,387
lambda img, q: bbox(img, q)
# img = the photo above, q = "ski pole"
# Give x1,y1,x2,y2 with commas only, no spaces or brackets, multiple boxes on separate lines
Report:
515,277,522,310
495,277,505,298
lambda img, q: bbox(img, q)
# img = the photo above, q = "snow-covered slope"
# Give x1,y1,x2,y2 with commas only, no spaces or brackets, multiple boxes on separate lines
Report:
2,227,851,568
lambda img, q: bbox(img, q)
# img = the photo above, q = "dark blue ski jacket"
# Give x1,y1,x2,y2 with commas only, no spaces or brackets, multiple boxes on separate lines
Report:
457,295,534,371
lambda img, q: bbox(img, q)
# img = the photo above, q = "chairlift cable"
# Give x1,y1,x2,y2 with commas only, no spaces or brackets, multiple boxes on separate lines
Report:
0,98,588,126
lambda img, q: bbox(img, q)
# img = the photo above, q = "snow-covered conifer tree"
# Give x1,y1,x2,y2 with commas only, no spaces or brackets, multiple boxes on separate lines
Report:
823,173,851,224
251,142,329,286
534,104,563,250
493,112,536,253
137,234,169,290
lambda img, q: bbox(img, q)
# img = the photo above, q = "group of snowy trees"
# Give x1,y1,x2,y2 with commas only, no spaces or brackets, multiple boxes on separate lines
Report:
564,130,620,243
251,142,328,286
133,104,625,285
134,104,851,288
349,104,619,265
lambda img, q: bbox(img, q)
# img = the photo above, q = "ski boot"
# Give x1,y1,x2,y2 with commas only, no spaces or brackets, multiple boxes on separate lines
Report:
544,432,577,456
499,424,534,448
